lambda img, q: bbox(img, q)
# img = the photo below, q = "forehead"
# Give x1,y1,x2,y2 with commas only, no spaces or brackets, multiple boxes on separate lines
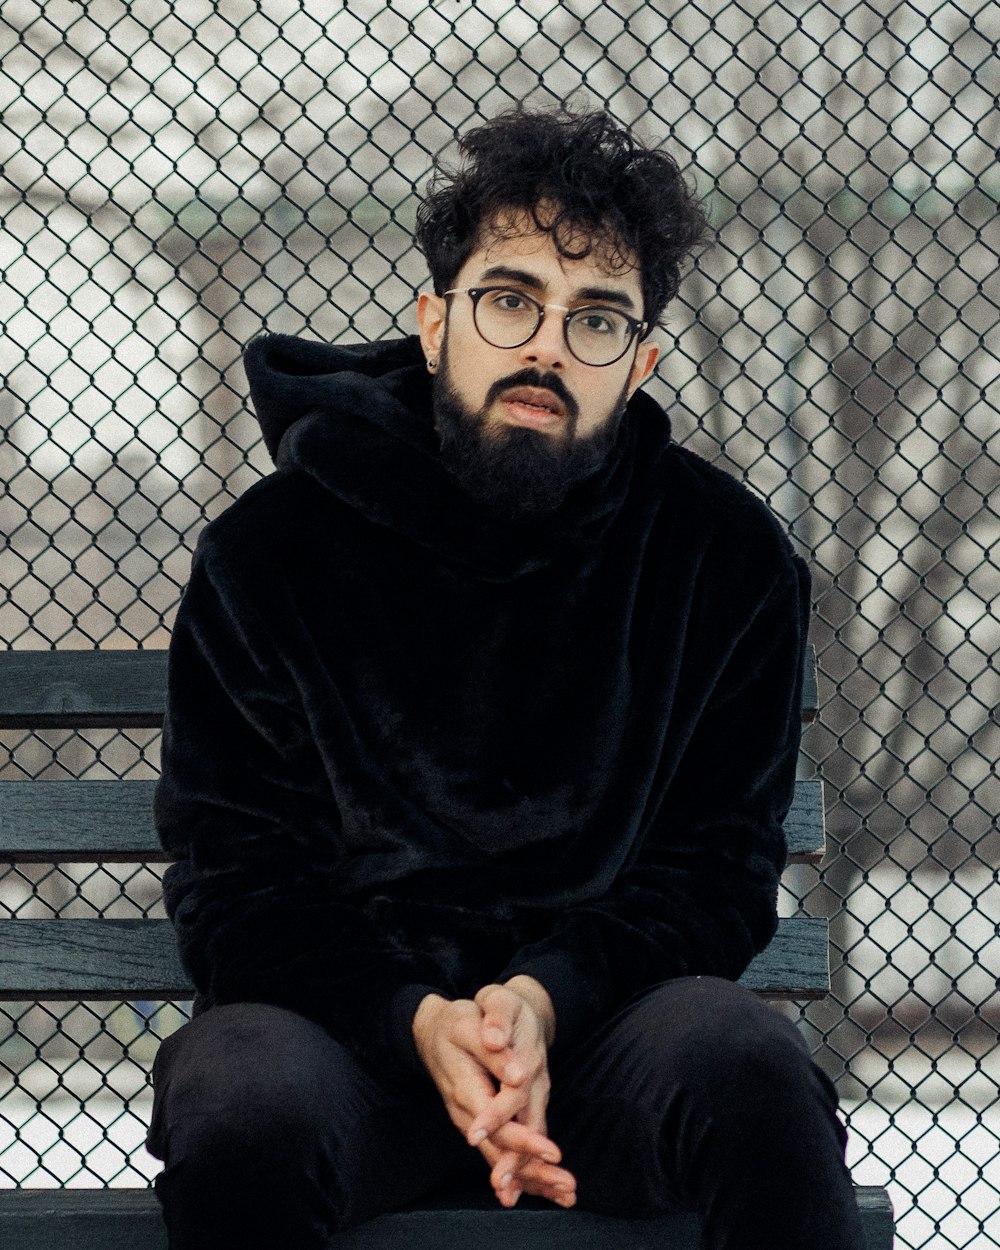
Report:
459,208,642,302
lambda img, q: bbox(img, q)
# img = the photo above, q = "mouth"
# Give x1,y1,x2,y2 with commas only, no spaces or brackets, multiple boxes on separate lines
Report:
498,387,567,430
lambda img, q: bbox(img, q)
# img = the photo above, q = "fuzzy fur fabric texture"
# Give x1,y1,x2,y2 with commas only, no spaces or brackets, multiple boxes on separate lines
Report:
153,332,812,1086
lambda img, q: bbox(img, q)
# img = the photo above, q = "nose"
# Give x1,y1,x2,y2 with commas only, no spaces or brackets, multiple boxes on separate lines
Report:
518,306,567,370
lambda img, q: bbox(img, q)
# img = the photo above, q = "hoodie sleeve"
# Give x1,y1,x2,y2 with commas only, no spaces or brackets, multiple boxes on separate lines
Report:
154,539,445,1085
495,553,812,1059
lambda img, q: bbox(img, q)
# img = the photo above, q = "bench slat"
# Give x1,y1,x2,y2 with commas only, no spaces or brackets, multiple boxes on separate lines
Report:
0,781,167,862
785,777,825,863
0,1184,894,1250
0,915,828,1001
0,777,827,864
0,646,820,728
0,649,168,728
0,919,191,1000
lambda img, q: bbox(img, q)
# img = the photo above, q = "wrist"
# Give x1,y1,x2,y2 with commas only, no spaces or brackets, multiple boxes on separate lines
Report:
503,974,556,1047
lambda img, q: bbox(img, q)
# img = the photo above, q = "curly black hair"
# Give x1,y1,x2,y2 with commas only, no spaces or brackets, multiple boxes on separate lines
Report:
415,106,711,329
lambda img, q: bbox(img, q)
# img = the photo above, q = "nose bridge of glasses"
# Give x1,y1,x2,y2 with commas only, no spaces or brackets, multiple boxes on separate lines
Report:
534,299,573,346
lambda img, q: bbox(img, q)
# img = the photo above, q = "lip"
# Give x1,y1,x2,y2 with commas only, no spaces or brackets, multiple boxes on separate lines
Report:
498,386,567,430
500,399,565,430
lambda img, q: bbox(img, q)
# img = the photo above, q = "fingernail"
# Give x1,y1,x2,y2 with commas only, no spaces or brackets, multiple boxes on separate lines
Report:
485,1027,505,1045
500,1173,513,1189
503,1061,523,1082
469,1129,486,1146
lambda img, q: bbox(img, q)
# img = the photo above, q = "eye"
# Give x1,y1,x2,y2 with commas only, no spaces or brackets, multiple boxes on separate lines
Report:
574,309,619,336
489,289,531,312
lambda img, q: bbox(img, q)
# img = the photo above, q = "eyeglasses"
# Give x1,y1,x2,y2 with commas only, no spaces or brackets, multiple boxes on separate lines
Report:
443,286,648,367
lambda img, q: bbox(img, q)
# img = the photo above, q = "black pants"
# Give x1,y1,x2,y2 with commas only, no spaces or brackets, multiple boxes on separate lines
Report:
145,976,865,1249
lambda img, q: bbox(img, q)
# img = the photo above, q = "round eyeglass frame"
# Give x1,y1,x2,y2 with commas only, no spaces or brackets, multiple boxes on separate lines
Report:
443,286,648,367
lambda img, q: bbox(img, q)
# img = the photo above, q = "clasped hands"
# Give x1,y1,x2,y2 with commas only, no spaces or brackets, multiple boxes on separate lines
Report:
412,976,577,1209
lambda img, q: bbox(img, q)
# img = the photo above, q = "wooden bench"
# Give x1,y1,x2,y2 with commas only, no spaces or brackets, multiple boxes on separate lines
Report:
0,647,894,1248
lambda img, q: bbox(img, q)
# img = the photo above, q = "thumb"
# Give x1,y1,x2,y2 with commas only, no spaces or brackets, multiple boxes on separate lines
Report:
479,1007,526,1086
476,985,517,1051
482,1015,508,1049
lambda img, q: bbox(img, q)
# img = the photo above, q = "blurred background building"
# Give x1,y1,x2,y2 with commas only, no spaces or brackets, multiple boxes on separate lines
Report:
0,3,997,1247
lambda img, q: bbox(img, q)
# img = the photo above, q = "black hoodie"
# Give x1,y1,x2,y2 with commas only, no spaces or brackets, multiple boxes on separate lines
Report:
153,331,811,1086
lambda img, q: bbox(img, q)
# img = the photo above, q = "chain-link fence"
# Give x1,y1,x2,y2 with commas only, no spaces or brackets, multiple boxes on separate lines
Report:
1,1,997,1246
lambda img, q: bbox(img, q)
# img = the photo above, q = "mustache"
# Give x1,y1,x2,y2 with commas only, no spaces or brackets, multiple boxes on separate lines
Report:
484,369,579,420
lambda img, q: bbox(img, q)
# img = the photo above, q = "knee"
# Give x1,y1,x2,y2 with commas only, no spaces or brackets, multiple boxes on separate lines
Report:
595,979,846,1173
150,1003,348,1173
186,1064,324,1170
628,977,816,1112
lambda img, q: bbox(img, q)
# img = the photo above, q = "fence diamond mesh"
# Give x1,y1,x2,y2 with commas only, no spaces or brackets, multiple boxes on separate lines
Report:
1,2,998,1247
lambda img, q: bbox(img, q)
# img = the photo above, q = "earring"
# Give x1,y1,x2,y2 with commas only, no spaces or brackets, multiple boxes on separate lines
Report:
426,358,437,372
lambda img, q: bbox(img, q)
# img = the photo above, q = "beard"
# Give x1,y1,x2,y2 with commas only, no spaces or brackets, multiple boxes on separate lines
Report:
431,346,630,522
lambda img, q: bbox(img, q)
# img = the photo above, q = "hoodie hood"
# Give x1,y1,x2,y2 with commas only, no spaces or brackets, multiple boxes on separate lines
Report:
243,331,673,581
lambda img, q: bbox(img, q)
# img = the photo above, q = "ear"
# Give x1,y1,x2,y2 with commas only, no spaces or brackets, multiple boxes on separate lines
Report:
417,291,447,363
626,337,659,399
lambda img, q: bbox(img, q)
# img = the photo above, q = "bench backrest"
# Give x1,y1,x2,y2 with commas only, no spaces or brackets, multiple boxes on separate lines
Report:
0,646,828,1002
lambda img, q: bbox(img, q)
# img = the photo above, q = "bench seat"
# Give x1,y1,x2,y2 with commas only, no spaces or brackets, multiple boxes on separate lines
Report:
0,1184,896,1249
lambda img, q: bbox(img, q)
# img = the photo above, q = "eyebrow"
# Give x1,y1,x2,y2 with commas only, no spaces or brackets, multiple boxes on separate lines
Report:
475,265,640,315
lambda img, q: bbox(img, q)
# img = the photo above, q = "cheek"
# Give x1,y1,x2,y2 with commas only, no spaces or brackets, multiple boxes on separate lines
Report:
576,383,625,437
449,338,503,404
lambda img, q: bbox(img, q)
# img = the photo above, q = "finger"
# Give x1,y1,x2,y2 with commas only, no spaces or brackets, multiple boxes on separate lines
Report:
493,1148,574,1193
468,997,547,1125
503,1143,572,1190
454,1063,553,1162
430,1002,497,1089
465,1058,535,1138
500,1071,574,1202
523,1067,553,1147
455,1005,523,1088
489,1147,522,1193
475,984,520,1051
477,1118,561,1161
446,1057,509,1135
475,1046,526,1094
466,1082,527,1143
512,1150,576,1191
479,1065,550,1154
479,1136,575,1204
467,1090,559,1160
443,1015,516,1115
474,1040,525,1088
463,1092,561,1167
482,1019,507,1050
502,1114,574,1194
476,1134,525,1205
470,1114,556,1156
497,1154,576,1208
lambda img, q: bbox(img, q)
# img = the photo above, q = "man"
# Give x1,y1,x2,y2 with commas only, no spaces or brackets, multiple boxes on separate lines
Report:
147,107,864,1249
